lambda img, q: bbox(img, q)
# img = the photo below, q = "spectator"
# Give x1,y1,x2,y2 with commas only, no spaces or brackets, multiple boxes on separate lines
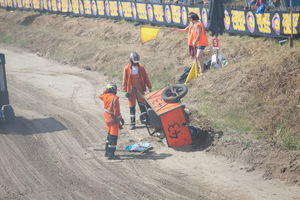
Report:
249,0,267,13
173,12,208,75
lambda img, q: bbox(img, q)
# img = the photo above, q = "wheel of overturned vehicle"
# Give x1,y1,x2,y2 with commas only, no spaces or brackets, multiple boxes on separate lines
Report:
161,84,188,103
3,105,15,124
189,126,200,141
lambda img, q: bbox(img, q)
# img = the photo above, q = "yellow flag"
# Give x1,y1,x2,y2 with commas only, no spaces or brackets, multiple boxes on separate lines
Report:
140,26,160,44
184,60,198,84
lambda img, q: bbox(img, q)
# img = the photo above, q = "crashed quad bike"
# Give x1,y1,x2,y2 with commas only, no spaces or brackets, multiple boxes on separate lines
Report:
134,84,199,147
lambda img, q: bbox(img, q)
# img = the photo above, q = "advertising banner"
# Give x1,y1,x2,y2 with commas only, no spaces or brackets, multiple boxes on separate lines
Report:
1,0,299,38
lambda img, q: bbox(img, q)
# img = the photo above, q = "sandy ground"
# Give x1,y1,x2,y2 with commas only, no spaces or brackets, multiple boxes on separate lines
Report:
0,46,299,200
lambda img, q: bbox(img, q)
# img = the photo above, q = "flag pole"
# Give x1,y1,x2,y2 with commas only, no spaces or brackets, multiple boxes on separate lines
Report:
194,46,198,75
290,0,293,48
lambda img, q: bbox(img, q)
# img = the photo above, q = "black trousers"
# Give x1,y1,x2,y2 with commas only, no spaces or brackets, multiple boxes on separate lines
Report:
106,134,118,156
130,104,147,124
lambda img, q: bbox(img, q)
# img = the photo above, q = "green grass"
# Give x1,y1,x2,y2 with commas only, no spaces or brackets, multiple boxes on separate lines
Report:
221,109,253,131
0,32,15,44
197,99,255,135
281,131,294,150
244,141,254,148
149,72,172,90
277,129,300,151
108,69,123,80
198,96,300,150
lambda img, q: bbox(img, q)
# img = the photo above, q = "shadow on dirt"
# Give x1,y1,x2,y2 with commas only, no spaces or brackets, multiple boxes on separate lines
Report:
119,152,172,160
0,116,67,135
94,148,172,160
171,129,222,152
19,14,41,26
131,125,146,130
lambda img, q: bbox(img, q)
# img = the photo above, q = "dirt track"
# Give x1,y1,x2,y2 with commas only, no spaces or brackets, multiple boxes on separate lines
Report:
0,46,299,199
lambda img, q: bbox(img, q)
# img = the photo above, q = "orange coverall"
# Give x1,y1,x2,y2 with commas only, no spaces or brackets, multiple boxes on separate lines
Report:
99,90,122,136
123,63,152,128
123,63,152,107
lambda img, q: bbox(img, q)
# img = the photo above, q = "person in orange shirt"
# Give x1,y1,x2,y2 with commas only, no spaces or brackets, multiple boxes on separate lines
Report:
99,82,124,160
172,12,195,60
123,52,153,130
173,12,208,75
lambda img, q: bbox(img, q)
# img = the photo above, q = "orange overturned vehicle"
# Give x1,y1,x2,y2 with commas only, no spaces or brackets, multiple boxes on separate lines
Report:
135,84,199,147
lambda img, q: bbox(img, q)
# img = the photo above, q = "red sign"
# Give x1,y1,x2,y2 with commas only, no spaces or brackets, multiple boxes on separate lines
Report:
212,38,219,49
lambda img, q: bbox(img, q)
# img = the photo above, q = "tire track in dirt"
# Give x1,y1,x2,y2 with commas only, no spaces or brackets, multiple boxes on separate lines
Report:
0,47,213,199
1,46,300,200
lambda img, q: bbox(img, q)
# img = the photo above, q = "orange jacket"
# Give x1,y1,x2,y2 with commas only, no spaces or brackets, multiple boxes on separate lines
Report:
190,22,208,47
123,63,152,94
99,90,122,126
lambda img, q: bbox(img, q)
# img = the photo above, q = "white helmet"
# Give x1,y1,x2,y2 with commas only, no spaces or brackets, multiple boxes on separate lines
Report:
129,52,140,66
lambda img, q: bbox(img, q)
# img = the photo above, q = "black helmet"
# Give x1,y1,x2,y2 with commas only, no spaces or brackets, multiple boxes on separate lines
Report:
106,82,117,94
129,52,140,66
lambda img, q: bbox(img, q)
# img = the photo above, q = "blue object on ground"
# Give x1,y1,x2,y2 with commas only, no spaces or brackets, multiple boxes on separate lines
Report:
125,142,152,152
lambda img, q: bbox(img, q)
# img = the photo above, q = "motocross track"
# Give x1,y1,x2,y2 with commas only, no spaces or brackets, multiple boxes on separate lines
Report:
0,9,300,200
0,45,299,200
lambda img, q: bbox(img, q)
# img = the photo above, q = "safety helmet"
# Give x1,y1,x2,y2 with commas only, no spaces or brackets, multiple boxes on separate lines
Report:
106,82,117,94
129,52,140,66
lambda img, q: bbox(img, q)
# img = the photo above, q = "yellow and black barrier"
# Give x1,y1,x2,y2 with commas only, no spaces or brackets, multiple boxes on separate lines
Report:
0,0,299,38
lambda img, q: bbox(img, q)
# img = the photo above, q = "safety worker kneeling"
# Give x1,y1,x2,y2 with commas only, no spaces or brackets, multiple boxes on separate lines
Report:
123,52,153,130
99,82,124,160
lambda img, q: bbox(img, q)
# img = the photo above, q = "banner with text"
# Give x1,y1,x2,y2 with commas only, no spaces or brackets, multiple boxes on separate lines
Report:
1,0,299,38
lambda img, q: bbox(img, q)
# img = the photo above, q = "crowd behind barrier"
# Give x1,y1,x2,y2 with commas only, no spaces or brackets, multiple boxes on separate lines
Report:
0,0,299,38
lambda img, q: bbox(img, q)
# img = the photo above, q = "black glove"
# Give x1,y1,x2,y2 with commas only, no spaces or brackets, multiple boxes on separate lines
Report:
121,119,125,126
